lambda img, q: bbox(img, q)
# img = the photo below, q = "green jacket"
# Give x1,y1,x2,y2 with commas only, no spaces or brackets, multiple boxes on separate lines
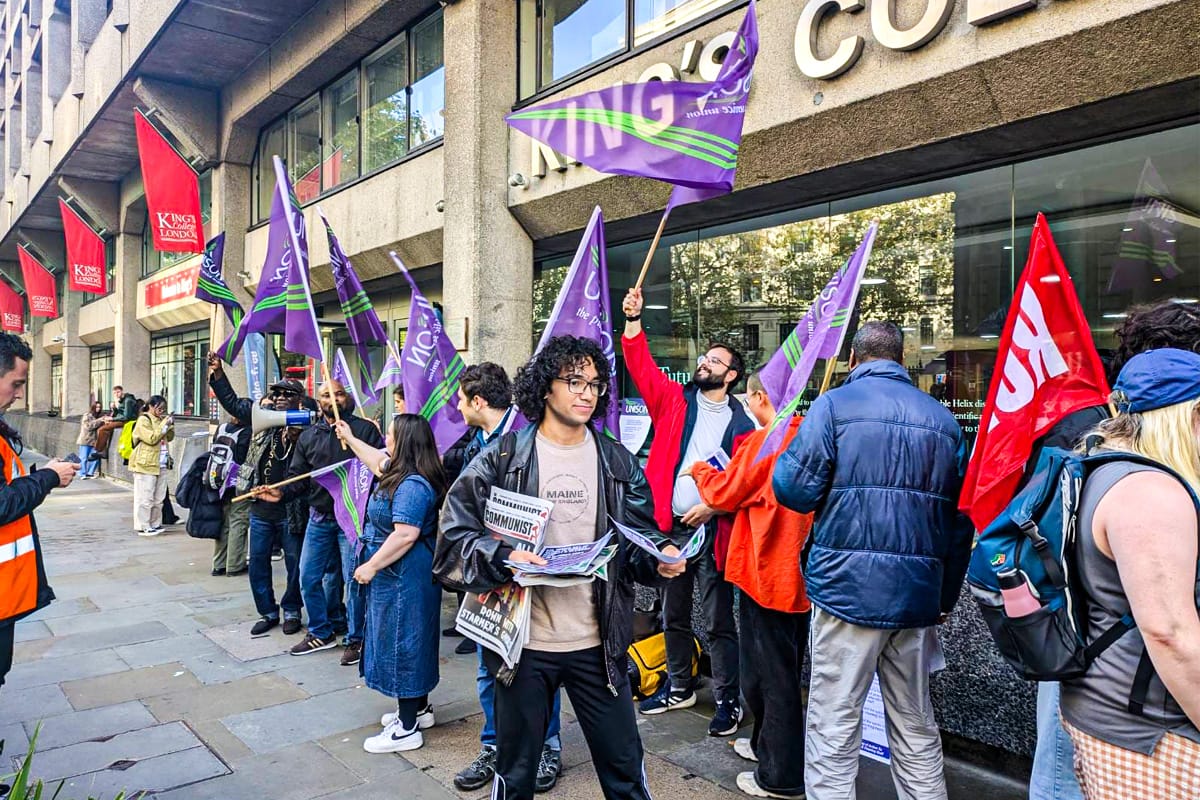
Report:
129,413,175,475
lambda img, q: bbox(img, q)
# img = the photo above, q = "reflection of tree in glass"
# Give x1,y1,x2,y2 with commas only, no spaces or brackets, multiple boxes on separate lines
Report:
365,94,409,169
532,264,570,343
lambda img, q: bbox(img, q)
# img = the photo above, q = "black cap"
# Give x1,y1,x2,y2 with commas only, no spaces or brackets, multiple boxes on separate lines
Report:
268,379,305,396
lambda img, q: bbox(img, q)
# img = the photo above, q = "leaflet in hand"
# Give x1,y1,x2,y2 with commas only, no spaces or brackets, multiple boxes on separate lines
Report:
484,486,553,550
610,517,705,564
703,448,730,471
507,536,617,587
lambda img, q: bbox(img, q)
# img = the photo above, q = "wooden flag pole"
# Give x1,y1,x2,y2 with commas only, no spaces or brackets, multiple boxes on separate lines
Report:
634,208,672,290
232,469,316,504
320,360,347,449
818,358,839,396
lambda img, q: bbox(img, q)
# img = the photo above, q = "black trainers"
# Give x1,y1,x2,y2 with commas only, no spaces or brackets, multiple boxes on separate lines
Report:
281,617,302,635
250,617,278,636
639,683,696,715
340,641,362,666
709,699,744,737
534,744,562,793
454,745,497,791
454,638,476,655
289,633,337,655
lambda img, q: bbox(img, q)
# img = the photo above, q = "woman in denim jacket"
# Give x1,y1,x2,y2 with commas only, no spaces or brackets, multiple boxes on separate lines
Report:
336,413,447,754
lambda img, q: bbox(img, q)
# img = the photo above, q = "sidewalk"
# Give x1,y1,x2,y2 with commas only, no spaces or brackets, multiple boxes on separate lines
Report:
1,463,1027,799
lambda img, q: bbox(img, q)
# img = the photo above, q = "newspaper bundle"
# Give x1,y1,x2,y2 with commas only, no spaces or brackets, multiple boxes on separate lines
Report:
507,533,617,587
455,487,553,668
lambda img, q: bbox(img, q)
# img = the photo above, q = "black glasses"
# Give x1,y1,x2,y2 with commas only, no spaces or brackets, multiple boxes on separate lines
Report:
554,377,609,397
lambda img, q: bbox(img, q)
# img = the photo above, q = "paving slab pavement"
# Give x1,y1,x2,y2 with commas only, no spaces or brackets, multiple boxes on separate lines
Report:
0,461,1026,800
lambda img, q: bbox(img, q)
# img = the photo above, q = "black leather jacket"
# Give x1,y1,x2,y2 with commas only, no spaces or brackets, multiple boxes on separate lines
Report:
434,425,670,689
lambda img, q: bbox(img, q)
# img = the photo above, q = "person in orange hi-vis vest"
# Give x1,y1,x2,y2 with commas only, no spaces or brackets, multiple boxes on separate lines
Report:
689,368,813,800
0,333,79,689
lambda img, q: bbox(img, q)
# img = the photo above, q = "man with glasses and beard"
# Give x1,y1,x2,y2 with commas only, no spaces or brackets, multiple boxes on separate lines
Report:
208,352,308,638
258,378,383,661
620,288,755,736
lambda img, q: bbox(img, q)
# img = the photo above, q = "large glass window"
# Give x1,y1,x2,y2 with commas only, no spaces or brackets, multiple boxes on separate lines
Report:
520,0,735,97
252,10,445,221
364,35,409,172
533,125,1199,447
323,71,360,191
289,95,322,205
410,13,446,148
149,327,207,416
90,347,113,405
49,356,62,414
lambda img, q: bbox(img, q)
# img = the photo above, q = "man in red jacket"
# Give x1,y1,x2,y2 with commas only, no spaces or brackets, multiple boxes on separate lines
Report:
621,288,755,736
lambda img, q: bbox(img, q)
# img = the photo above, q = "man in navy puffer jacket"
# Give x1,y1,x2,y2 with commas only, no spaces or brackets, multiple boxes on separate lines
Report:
772,321,972,800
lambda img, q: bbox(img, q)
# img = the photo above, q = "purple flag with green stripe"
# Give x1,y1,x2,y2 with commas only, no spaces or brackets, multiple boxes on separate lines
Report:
320,208,384,403
373,348,403,392
217,189,291,363
310,457,373,551
506,1,757,210
196,234,242,327
274,156,324,363
333,348,366,412
756,222,877,461
391,252,467,454
532,206,620,439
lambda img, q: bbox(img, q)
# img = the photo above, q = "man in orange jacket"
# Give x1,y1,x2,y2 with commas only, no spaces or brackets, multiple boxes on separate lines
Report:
691,369,812,799
0,333,79,689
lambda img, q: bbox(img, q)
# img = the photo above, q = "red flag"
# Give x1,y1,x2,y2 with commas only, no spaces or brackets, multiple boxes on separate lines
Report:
959,213,1110,532
0,280,24,332
59,199,108,294
134,110,204,253
17,245,57,318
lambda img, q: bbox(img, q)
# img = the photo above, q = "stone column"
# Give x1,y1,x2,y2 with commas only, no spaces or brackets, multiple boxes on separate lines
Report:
208,161,251,399
113,230,150,398
441,0,533,374
26,316,52,414
61,288,90,417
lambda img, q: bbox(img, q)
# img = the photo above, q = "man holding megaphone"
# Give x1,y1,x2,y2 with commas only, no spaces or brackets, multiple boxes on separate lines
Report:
209,352,313,638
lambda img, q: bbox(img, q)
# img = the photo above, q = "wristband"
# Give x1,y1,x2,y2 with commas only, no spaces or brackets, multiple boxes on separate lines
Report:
625,313,642,322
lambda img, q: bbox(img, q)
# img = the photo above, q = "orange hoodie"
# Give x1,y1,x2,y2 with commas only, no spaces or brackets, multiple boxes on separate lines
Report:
692,417,812,614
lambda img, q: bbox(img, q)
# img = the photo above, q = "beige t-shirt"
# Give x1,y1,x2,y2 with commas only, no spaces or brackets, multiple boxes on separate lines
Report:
527,429,601,652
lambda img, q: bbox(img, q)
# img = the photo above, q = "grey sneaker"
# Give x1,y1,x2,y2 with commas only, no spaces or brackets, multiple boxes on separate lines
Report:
454,745,497,792
534,745,562,793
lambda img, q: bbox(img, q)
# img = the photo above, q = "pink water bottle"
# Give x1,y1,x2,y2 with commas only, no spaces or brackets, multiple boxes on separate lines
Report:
998,570,1041,617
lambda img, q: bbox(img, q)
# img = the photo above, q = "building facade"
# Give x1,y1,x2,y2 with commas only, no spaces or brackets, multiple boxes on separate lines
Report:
0,0,1195,769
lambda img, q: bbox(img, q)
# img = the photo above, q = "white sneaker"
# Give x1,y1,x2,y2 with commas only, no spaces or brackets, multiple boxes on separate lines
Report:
138,527,162,537
733,738,758,762
363,719,423,753
736,772,801,799
380,704,434,730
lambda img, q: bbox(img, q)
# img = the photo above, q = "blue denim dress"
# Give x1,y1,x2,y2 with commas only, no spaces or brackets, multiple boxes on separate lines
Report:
359,474,441,699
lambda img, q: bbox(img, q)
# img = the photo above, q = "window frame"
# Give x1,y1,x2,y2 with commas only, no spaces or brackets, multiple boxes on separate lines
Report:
250,7,446,224
148,326,209,418
516,0,743,104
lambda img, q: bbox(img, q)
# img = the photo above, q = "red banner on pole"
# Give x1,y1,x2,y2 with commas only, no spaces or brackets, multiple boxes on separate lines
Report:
16,245,57,318
134,110,204,253
959,213,1111,532
59,199,108,295
0,280,25,333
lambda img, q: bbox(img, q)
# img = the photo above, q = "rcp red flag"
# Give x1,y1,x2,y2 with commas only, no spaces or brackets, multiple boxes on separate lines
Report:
0,280,24,332
959,213,1110,532
134,110,204,253
59,199,108,294
17,246,57,318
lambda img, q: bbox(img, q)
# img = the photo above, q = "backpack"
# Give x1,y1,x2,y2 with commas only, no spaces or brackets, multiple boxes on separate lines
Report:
116,421,136,461
968,445,1200,691
626,633,701,701
205,424,240,491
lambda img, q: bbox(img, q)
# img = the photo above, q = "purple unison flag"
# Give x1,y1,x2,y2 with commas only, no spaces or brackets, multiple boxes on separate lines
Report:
532,206,620,439
320,208,385,403
757,222,878,460
391,252,467,453
217,190,291,363
373,348,403,392
333,348,366,412
506,1,757,211
195,234,243,327
310,458,374,552
1106,159,1183,294
273,156,325,363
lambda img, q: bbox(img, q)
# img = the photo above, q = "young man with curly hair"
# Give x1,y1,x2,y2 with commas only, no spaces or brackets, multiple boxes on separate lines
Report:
435,335,686,800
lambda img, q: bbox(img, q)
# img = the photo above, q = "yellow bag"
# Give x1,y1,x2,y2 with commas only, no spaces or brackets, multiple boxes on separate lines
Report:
626,632,700,700
116,421,136,461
